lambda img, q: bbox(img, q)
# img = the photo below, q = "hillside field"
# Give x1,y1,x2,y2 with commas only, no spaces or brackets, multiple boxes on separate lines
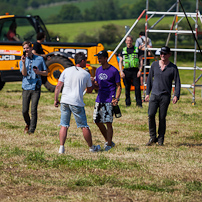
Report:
26,0,140,20
44,17,175,43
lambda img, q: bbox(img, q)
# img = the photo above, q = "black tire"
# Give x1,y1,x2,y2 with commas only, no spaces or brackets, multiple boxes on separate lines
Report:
44,56,73,92
0,77,5,91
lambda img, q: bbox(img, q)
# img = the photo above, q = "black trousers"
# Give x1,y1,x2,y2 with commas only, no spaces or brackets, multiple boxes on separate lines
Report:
148,94,171,143
123,68,142,106
22,89,41,133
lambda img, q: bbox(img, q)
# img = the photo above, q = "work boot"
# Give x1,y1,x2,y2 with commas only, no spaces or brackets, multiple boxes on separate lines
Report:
158,136,164,146
146,137,157,146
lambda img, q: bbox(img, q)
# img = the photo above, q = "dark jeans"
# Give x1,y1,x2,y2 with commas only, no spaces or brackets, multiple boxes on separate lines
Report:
22,89,41,133
123,68,142,106
148,94,171,143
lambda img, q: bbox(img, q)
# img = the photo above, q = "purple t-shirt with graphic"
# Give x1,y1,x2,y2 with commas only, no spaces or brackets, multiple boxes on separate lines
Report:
95,65,120,103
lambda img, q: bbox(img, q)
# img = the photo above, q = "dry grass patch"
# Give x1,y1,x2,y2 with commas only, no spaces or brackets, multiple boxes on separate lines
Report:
0,82,202,201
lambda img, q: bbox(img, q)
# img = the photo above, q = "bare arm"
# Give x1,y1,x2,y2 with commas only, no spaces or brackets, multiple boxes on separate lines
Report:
32,50,46,59
118,57,125,78
54,81,63,107
13,35,20,41
112,82,121,106
91,77,99,91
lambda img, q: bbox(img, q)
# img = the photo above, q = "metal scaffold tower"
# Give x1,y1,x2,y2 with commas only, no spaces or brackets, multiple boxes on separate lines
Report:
144,0,202,105
108,0,202,105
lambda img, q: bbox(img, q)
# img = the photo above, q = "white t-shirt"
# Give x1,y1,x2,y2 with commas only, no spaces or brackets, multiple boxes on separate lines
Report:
59,66,92,107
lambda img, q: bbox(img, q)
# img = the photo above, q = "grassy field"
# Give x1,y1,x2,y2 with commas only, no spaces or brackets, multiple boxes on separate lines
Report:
44,17,175,43
0,78,202,201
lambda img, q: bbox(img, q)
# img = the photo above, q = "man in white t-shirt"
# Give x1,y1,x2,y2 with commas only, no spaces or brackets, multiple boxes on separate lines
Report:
54,52,101,153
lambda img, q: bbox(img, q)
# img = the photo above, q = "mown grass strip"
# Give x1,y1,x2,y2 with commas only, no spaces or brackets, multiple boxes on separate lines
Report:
0,146,142,171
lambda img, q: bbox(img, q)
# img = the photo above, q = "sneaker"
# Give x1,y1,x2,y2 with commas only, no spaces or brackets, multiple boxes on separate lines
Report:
104,145,112,151
89,145,101,152
59,146,65,154
104,141,115,149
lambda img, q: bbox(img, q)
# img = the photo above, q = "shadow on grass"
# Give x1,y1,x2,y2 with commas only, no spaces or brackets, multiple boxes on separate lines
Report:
177,143,202,147
126,144,139,152
6,90,50,93
6,90,22,93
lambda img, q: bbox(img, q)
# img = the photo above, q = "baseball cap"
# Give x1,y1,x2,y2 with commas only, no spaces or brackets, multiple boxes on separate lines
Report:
94,50,108,58
160,46,171,54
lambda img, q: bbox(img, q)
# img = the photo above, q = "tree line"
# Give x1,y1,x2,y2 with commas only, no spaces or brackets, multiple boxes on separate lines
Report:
0,0,198,24
45,0,198,24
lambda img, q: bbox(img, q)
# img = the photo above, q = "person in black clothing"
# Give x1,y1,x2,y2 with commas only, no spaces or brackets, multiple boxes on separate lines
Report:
119,35,142,107
32,32,46,59
145,46,181,146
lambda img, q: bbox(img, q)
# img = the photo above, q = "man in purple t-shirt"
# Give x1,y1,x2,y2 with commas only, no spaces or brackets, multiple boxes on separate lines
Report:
92,50,121,151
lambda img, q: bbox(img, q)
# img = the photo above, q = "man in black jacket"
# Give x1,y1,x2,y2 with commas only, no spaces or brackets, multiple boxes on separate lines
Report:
145,46,181,146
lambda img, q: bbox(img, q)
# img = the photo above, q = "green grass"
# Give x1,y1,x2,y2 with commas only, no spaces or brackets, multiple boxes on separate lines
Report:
44,16,175,42
0,81,202,201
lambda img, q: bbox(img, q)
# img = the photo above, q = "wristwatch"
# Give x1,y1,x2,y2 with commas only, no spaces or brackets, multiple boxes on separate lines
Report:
116,98,120,101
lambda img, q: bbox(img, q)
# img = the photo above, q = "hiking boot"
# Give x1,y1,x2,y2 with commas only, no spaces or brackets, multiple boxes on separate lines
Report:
104,141,115,149
89,145,101,152
24,125,30,134
146,138,157,146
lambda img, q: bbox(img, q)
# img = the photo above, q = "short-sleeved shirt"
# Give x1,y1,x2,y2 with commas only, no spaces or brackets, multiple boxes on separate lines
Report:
33,42,45,55
6,30,15,41
95,65,120,103
135,36,152,48
20,55,47,90
59,66,92,107
135,36,152,57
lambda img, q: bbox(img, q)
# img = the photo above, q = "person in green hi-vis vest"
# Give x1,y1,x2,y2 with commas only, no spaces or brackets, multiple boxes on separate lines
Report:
119,35,142,108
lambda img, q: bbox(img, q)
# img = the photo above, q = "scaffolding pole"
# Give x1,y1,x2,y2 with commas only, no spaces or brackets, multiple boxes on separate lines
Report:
193,0,199,105
107,10,146,62
144,0,201,104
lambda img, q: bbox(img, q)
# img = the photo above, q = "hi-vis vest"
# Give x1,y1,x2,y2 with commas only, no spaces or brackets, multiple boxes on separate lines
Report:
122,46,139,69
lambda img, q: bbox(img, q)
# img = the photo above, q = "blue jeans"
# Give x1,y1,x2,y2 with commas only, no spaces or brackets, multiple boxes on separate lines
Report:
60,103,89,128
148,94,171,143
22,89,41,133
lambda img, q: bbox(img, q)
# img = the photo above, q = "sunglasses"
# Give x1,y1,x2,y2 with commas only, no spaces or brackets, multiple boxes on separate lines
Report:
160,52,168,55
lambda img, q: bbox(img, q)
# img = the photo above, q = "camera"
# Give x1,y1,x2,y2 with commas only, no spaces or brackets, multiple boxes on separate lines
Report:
23,50,26,57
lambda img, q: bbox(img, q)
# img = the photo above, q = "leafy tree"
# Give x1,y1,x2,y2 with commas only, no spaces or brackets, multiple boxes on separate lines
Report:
88,0,119,21
98,24,123,44
59,4,82,22
29,0,40,8
83,8,95,21
119,4,132,19
75,32,98,43
0,2,25,15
